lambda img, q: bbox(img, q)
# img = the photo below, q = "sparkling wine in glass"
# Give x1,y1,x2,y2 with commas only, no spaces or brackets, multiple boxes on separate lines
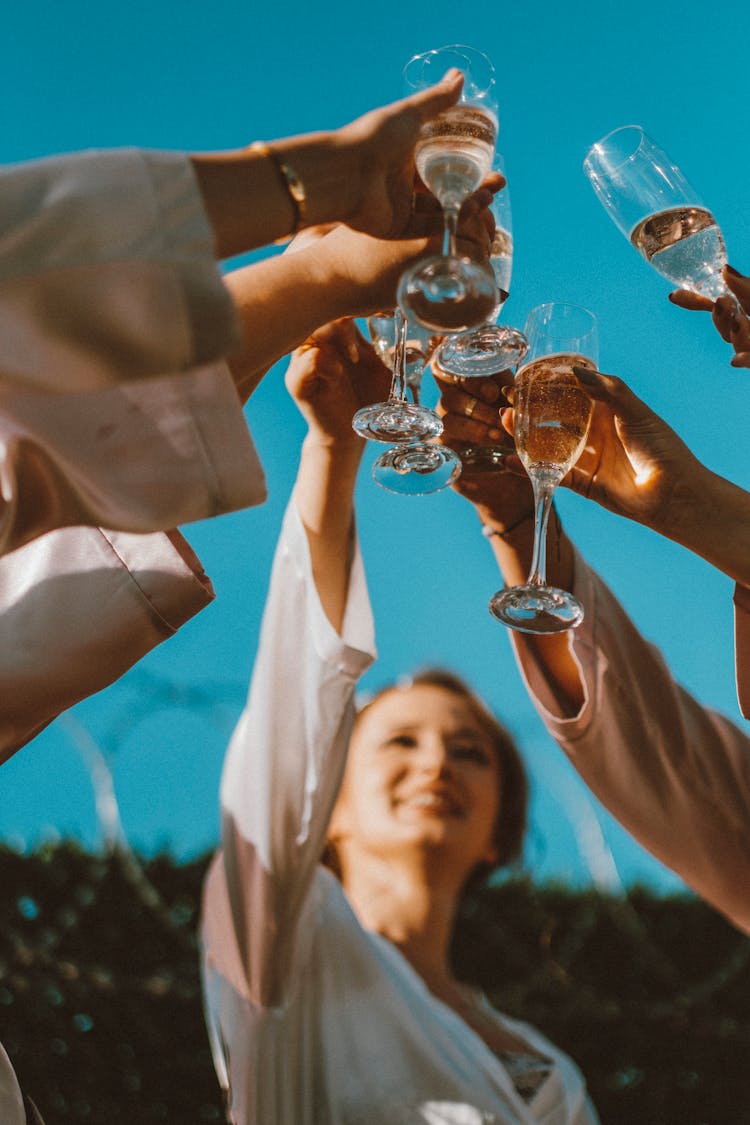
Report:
583,125,730,300
397,45,499,333
488,303,596,634
352,309,444,443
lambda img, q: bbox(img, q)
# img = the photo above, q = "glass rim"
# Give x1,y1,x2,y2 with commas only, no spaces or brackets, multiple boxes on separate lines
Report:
403,43,496,102
525,300,598,322
583,124,650,177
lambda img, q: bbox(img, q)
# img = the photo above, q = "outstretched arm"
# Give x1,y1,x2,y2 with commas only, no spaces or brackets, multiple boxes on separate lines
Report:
203,323,388,1010
438,374,750,933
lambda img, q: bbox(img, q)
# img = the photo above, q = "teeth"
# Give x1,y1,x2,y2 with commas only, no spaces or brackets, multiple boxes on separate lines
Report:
407,793,456,812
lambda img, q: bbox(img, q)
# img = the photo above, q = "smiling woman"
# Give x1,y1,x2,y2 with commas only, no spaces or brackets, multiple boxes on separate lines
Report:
200,321,600,1124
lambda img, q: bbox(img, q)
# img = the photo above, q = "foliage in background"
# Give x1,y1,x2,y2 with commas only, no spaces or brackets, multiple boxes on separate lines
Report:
1,844,748,1124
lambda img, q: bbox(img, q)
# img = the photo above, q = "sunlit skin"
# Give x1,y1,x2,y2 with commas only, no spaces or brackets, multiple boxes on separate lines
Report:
327,682,546,1052
330,685,502,974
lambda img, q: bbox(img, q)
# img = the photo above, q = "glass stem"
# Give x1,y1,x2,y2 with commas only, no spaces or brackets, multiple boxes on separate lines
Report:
441,202,461,258
389,308,408,403
526,473,559,587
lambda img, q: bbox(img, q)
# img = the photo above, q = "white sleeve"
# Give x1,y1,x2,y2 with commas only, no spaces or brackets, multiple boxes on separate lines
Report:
511,549,750,935
202,498,375,1007
0,148,238,392
0,1045,24,1125
0,362,266,556
0,525,215,764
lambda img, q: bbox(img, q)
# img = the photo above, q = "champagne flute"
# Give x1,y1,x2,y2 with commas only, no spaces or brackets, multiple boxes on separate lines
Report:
583,125,732,301
489,303,596,634
352,308,443,443
396,45,499,334
368,315,462,494
436,156,527,379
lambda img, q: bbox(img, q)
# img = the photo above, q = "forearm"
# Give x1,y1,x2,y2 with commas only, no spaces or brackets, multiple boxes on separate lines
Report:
656,466,750,590
224,249,350,400
294,435,364,635
190,133,351,260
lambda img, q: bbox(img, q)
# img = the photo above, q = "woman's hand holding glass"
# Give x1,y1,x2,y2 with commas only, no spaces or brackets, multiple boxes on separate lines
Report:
286,320,391,451
669,265,750,369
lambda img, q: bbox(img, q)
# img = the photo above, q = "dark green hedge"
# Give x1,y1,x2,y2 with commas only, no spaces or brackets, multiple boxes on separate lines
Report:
1,844,748,1123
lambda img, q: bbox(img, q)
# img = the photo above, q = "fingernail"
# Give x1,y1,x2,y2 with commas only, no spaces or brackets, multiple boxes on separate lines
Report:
348,341,359,364
442,67,462,83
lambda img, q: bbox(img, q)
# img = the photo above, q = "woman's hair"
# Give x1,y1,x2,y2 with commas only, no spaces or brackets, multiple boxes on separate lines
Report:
323,667,528,883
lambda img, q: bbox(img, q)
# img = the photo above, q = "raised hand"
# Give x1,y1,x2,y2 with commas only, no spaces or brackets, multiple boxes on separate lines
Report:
334,69,466,239
285,319,391,448
434,370,534,533
669,264,750,368
562,366,707,533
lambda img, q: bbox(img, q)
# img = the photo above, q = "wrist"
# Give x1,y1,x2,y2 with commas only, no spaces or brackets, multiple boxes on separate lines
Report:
271,131,356,230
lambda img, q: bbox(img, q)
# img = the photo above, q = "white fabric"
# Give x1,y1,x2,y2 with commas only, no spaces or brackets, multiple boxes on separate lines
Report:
0,524,218,763
511,549,750,935
0,1044,24,1125
201,501,598,1125
0,148,266,557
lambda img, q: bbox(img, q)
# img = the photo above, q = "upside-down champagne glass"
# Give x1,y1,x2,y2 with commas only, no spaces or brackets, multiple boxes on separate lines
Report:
352,308,443,442
397,45,499,334
583,126,733,301
489,303,596,633
436,155,527,380
368,314,462,494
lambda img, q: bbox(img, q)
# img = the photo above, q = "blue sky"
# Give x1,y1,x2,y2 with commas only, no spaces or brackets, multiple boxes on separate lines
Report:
3,0,749,896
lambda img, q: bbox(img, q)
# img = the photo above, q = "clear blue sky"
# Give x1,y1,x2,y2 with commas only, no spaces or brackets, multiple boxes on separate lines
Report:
2,0,749,896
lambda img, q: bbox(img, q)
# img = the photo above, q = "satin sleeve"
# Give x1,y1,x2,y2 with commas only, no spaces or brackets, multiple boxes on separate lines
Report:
202,498,375,1008
0,148,238,392
0,525,215,763
511,550,750,935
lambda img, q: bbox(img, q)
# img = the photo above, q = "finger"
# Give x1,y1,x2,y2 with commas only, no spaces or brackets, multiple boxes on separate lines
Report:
399,68,464,125
571,365,655,421
667,289,714,311
725,266,750,315
435,371,506,405
730,352,750,368
712,296,737,343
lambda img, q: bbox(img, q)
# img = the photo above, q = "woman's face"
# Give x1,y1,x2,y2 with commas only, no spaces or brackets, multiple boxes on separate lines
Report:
331,684,502,875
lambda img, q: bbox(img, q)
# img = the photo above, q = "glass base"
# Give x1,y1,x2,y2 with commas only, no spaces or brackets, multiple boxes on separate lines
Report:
459,444,512,473
352,401,443,444
372,443,462,495
397,255,498,334
488,583,585,634
437,325,528,378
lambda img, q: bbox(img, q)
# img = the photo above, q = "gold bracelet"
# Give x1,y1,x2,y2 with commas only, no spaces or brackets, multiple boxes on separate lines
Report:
249,141,307,237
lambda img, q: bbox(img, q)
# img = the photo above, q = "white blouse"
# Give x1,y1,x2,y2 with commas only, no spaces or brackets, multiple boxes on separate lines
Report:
201,500,599,1125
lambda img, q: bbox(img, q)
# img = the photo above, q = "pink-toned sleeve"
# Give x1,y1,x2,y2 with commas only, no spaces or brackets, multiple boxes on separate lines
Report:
734,584,750,719
510,551,750,935
0,362,266,556
0,524,214,764
0,148,238,392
